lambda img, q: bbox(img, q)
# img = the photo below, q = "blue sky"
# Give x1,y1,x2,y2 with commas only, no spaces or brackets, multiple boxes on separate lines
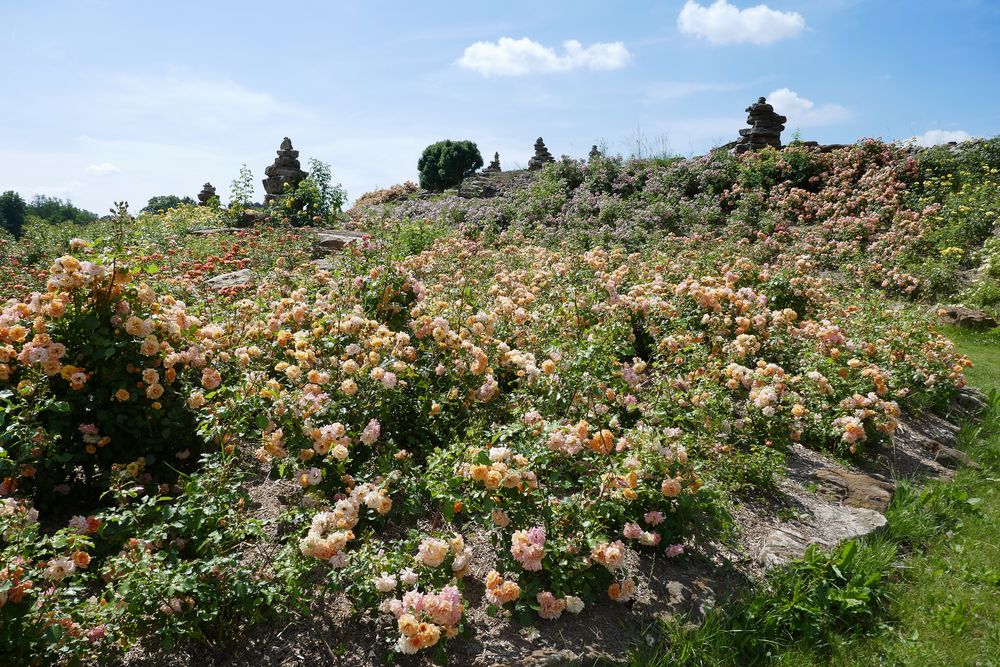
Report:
1,0,998,213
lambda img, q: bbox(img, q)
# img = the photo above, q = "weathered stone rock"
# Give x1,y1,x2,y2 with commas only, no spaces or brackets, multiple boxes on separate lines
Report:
262,137,308,204
204,268,252,290
895,410,959,449
813,468,895,513
933,445,980,470
196,182,216,206
896,410,977,469
758,504,887,568
528,137,555,171
734,96,787,155
315,230,366,252
459,174,500,198
188,227,245,236
936,305,997,330
953,386,988,419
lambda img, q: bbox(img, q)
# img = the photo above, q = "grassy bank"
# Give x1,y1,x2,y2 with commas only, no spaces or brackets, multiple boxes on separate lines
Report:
635,326,1000,666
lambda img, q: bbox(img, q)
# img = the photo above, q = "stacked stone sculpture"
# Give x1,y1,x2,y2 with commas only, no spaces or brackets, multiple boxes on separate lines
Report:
734,97,786,155
262,137,308,203
528,137,555,170
484,152,501,173
196,182,216,206
588,145,602,160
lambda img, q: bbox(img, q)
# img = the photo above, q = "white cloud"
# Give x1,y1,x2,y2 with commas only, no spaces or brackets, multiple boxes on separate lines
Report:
766,88,850,126
457,37,631,76
909,129,973,147
85,162,121,176
678,1,806,45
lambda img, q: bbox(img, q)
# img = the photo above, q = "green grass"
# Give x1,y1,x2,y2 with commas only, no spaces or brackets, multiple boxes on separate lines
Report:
938,324,1000,390
634,326,1000,667
816,326,1000,667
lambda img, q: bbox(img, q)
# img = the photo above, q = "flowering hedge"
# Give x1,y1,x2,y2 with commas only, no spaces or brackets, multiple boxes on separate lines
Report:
0,254,230,504
198,232,965,655
0,137,987,662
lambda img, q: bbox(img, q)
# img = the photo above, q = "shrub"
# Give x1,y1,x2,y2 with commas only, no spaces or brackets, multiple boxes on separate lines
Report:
963,237,1000,309
227,164,256,226
417,140,483,191
284,158,348,226
0,453,281,664
0,255,219,506
351,181,419,210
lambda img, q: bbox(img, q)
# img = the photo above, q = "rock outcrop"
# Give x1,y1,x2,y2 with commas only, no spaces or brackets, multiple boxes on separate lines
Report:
204,268,252,291
262,137,308,204
937,305,997,330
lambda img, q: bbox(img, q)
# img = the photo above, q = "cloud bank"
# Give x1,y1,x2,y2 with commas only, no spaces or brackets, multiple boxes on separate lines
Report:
910,129,973,146
85,162,121,176
457,37,631,76
678,1,806,45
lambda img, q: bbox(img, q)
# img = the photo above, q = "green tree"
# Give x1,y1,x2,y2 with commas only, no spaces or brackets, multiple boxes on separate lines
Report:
229,164,256,210
287,158,348,225
143,194,195,213
27,195,99,225
0,190,27,239
417,140,483,191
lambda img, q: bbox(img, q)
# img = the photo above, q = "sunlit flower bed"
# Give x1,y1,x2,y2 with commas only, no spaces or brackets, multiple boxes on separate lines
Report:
0,138,991,663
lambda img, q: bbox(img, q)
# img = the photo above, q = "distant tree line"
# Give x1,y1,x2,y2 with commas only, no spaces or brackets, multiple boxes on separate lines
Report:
1,191,103,239
28,195,99,225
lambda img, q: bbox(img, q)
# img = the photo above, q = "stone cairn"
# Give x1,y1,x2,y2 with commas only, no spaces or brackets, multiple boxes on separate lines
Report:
196,182,216,206
734,97,786,155
484,152,501,173
588,145,602,160
262,137,308,203
528,137,555,170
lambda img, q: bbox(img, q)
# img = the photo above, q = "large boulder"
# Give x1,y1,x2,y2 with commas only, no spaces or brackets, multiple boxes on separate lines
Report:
937,305,997,330
204,268,252,290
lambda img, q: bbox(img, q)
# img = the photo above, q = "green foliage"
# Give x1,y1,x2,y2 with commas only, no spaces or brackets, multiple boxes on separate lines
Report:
0,190,27,239
143,194,196,213
27,195,99,225
99,454,284,648
227,164,256,224
0,255,207,507
283,158,347,226
388,218,447,258
304,157,347,215
962,237,1000,309
638,539,896,666
417,139,483,191
0,453,288,664
638,364,1000,667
